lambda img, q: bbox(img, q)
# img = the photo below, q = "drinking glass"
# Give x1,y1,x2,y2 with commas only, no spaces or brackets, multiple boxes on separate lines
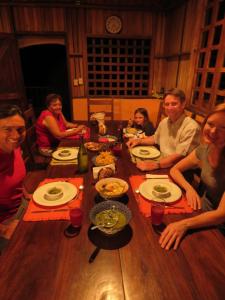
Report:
151,203,164,225
70,208,83,228
112,143,122,157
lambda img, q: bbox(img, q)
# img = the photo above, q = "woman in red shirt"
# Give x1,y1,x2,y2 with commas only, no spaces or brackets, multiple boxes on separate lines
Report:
36,93,87,156
0,105,26,223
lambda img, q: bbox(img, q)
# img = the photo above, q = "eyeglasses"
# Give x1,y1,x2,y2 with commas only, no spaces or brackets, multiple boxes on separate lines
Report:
0,126,26,135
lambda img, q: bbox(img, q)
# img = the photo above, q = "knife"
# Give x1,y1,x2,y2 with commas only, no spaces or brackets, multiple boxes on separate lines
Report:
89,247,101,263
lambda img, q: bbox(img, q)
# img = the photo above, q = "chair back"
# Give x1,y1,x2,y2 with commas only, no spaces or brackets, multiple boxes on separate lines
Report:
87,98,114,121
155,100,166,128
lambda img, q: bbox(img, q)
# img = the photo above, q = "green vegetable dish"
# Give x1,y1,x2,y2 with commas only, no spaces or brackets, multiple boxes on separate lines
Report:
95,209,126,229
154,185,168,193
48,187,62,195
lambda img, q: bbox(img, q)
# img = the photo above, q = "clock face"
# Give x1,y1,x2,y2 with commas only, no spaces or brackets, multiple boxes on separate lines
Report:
106,16,122,34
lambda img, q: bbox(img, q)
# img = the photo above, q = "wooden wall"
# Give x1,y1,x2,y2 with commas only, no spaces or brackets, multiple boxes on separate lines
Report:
0,1,203,118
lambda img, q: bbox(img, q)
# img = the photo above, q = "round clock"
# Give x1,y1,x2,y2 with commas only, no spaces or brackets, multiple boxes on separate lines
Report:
106,16,122,34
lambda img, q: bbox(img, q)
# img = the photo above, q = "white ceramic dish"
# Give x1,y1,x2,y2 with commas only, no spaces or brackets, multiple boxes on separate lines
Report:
139,179,182,203
131,146,160,159
52,148,78,161
33,182,77,207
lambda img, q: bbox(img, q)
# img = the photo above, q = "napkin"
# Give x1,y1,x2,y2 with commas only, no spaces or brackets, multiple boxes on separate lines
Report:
23,177,84,221
145,174,169,179
129,175,193,217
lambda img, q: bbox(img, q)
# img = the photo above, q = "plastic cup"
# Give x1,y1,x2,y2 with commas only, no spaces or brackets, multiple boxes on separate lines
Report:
151,203,164,225
70,208,83,227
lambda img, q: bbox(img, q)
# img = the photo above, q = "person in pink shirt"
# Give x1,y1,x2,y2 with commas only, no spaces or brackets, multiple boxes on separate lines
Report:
36,93,87,156
0,105,26,223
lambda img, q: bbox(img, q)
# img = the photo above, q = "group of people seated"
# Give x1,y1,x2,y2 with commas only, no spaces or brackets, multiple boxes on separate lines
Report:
0,88,224,250
126,88,225,249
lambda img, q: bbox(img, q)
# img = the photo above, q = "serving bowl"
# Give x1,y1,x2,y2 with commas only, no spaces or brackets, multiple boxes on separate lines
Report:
89,200,132,235
44,186,64,201
95,177,129,199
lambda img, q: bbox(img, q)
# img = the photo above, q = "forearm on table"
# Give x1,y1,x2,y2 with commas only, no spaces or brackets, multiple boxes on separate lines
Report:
180,209,225,230
158,154,183,169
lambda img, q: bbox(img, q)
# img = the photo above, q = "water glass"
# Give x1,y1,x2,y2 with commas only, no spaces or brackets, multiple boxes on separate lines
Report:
151,203,164,225
70,208,83,228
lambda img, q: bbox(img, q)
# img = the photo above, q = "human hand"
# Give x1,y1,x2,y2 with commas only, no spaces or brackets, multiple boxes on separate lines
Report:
159,221,188,250
186,188,201,210
136,161,158,171
126,138,140,148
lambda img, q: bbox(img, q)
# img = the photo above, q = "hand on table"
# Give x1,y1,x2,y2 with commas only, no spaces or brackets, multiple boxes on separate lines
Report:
186,188,201,210
126,138,140,148
159,221,188,250
136,160,158,171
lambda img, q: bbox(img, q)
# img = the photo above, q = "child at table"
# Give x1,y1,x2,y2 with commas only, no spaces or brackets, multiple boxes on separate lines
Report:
127,108,155,136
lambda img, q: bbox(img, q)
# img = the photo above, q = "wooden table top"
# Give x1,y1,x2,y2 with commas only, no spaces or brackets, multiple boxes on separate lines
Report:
0,124,225,300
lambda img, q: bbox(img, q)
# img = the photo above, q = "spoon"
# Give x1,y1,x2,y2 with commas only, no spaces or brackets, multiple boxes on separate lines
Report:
91,218,118,230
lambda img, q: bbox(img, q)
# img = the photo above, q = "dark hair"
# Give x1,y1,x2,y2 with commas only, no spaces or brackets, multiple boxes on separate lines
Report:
45,94,62,107
0,104,24,120
164,88,186,103
134,108,150,123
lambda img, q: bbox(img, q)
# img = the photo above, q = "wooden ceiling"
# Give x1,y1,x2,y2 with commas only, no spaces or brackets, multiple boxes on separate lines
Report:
1,0,187,11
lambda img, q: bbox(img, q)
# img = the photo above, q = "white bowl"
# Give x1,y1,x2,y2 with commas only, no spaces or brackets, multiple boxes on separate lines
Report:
139,149,150,155
58,149,71,157
95,177,129,199
152,183,171,199
44,187,64,201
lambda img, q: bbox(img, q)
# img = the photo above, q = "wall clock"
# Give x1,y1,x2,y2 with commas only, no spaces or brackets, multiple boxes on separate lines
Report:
105,16,122,34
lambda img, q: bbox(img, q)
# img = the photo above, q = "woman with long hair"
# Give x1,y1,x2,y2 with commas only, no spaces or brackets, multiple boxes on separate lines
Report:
159,103,225,250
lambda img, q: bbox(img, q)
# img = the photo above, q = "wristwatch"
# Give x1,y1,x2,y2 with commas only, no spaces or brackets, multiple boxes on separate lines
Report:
106,16,122,34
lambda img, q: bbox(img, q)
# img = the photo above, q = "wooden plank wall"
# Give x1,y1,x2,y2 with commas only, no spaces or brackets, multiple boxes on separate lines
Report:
0,1,204,112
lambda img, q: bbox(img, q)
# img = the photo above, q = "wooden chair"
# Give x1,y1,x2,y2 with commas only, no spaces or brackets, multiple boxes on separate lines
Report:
87,98,114,121
23,105,50,170
155,100,166,128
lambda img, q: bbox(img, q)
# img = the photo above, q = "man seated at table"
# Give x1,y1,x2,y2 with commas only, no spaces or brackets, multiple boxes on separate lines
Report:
127,88,200,171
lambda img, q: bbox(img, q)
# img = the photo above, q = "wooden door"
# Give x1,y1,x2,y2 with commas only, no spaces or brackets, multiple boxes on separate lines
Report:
0,34,26,108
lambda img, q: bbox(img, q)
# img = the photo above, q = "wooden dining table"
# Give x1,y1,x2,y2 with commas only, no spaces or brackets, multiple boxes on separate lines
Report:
0,123,225,300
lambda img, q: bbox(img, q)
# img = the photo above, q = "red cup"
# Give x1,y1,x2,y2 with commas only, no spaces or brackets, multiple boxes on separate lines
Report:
151,203,164,225
112,143,122,157
70,208,83,227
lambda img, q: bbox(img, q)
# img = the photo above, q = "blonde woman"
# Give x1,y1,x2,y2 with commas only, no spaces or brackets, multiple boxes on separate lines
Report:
160,103,225,250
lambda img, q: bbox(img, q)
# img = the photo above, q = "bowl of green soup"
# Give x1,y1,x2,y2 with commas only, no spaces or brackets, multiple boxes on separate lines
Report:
89,200,132,235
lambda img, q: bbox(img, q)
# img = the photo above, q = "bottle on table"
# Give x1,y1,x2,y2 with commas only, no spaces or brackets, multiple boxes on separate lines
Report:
117,122,124,143
78,135,88,173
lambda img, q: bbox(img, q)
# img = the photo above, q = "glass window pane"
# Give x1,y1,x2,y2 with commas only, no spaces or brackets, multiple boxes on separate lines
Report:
204,7,212,25
198,52,205,67
201,31,209,48
209,50,218,67
213,25,222,45
216,95,225,105
203,92,210,103
219,73,225,90
217,0,225,20
196,73,202,87
192,91,199,104
206,72,214,88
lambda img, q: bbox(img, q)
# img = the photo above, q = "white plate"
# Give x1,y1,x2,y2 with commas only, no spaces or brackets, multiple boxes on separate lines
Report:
33,182,77,207
52,148,78,161
139,180,182,203
131,146,160,159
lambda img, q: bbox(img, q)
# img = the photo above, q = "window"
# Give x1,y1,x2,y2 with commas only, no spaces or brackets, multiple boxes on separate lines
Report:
87,37,150,97
191,0,225,112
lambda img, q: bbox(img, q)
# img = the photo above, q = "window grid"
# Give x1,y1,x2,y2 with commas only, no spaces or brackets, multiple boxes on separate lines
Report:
191,0,225,111
87,37,150,97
